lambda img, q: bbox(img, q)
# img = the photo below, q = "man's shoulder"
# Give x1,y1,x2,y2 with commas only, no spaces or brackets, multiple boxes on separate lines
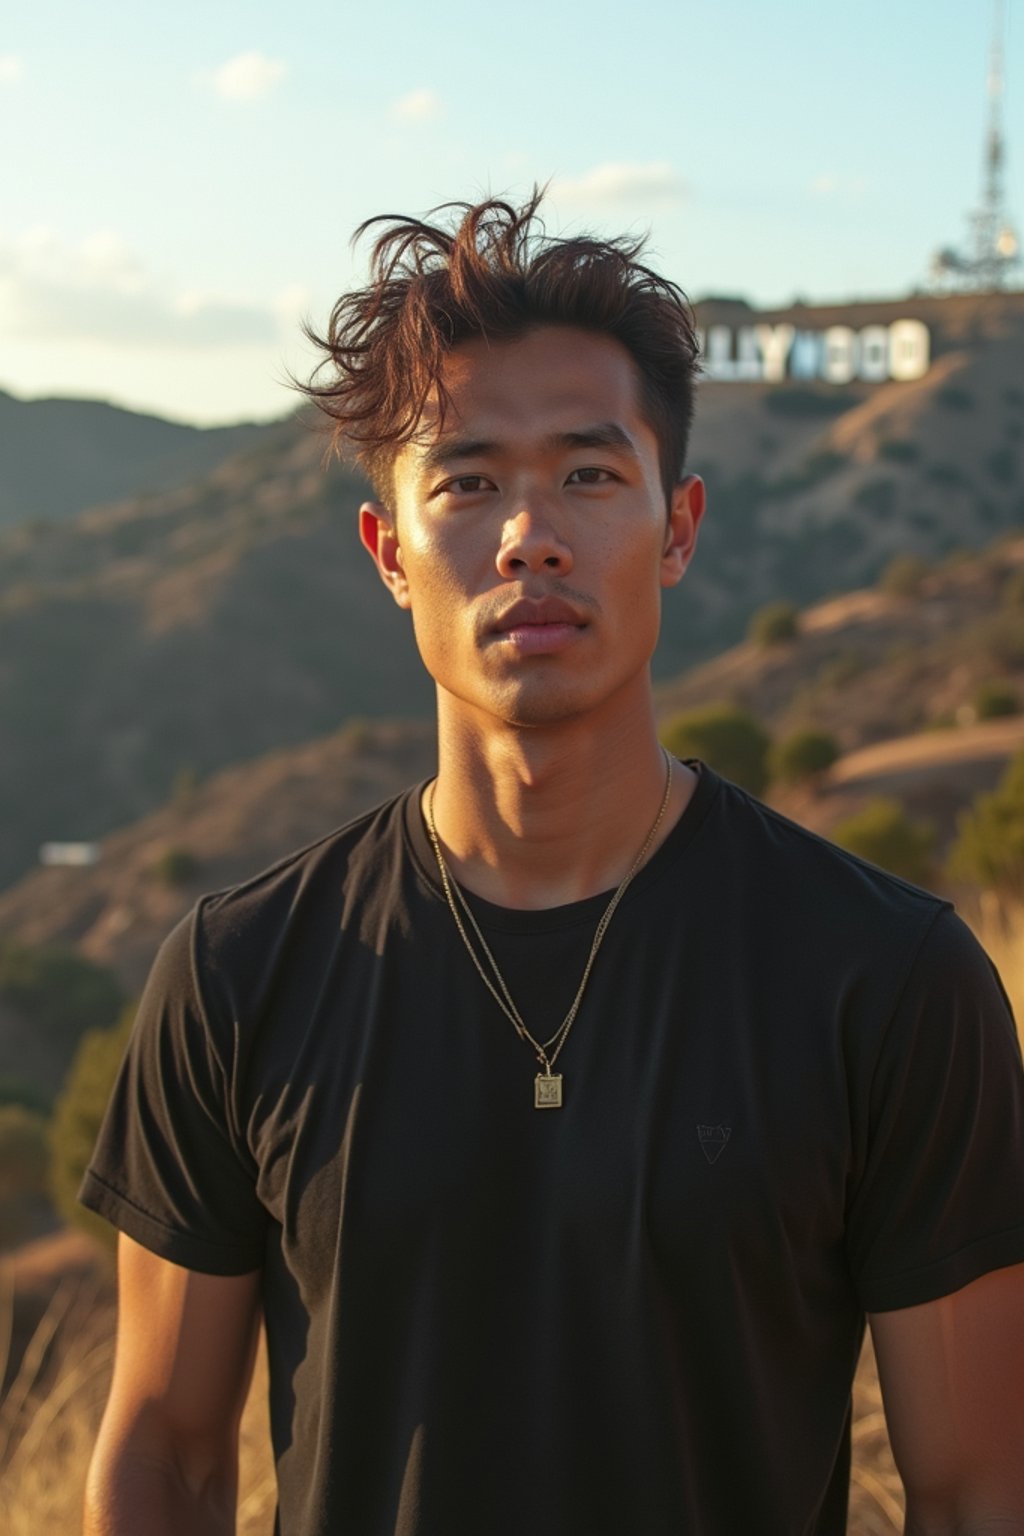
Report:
179,781,424,965
705,765,951,938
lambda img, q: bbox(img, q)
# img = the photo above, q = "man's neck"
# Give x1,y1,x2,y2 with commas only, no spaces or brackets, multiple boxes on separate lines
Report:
425,696,698,910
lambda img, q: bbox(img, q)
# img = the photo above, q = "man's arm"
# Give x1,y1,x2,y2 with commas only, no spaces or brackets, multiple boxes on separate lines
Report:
84,1233,263,1536
869,1262,1024,1535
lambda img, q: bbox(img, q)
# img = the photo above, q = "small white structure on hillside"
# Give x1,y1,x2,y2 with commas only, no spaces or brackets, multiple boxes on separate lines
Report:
39,841,101,867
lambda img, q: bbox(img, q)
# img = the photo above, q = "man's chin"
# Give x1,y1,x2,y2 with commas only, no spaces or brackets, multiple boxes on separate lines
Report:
438,676,599,731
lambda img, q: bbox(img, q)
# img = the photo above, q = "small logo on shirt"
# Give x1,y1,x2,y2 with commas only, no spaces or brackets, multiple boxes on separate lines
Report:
697,1124,731,1164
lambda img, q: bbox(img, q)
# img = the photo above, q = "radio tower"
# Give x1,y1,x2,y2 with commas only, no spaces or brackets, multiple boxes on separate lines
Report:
931,0,1021,290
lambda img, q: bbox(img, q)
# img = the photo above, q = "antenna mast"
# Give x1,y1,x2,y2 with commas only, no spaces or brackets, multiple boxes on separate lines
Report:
930,0,1021,290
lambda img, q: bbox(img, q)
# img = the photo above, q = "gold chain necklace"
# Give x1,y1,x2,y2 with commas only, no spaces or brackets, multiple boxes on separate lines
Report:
425,750,674,1109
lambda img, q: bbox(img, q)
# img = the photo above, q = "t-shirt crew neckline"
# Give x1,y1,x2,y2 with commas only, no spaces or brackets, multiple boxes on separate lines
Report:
403,755,721,934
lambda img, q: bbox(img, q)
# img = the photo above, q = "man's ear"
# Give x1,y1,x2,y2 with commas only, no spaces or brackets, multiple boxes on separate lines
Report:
660,474,705,589
359,502,412,610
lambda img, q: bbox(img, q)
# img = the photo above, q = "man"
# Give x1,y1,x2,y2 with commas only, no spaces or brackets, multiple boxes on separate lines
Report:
82,192,1024,1534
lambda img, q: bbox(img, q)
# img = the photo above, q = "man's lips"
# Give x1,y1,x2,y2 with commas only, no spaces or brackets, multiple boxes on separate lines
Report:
487,598,588,656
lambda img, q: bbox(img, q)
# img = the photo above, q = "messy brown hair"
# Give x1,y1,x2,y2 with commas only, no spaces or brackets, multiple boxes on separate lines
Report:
299,188,701,502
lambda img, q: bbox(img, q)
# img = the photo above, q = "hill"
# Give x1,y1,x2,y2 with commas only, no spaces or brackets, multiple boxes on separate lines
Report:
0,718,437,999
0,416,434,889
4,288,1024,891
6,535,1024,1012
0,388,270,530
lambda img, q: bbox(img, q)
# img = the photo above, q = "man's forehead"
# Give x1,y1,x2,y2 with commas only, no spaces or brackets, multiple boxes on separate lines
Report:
402,328,650,462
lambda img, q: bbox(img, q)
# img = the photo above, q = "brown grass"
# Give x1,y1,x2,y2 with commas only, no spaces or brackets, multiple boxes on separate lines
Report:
3,901,1023,1534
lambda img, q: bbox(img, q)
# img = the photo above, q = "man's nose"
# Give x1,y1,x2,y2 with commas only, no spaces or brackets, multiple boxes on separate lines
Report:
495,501,573,578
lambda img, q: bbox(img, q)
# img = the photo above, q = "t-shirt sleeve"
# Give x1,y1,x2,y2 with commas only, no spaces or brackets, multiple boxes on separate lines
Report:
847,904,1024,1312
79,905,267,1275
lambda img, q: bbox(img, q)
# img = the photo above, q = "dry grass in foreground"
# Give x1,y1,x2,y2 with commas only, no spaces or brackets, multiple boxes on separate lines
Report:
3,899,1023,1533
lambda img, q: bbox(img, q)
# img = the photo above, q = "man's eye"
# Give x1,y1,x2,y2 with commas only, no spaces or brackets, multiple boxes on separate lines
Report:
567,467,613,485
441,475,492,495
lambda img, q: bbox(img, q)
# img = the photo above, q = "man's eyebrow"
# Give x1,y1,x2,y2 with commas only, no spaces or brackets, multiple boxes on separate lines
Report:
546,422,640,456
419,437,498,474
419,422,640,474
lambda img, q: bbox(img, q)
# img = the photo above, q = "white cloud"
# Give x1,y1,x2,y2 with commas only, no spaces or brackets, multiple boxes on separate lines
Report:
391,88,443,122
0,54,25,82
210,51,287,101
551,162,686,207
0,229,283,349
810,172,868,200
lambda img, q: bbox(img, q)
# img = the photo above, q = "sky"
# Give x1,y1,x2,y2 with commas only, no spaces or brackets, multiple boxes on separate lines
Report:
1,0,1021,426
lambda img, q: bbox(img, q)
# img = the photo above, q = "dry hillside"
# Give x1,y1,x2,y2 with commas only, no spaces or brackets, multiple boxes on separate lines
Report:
4,294,1024,891
6,532,1024,1007
0,718,437,998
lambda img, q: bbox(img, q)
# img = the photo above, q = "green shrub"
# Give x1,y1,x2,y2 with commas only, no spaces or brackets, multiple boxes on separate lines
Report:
878,439,920,464
940,546,974,568
769,451,845,498
172,765,199,808
0,1078,52,1114
854,478,898,517
151,846,200,887
925,461,967,487
879,553,929,598
988,447,1018,486
830,798,936,886
342,717,373,752
817,649,866,689
981,609,1024,667
947,748,1024,896
0,941,125,1049
49,1005,135,1252
661,705,772,795
748,600,799,646
937,385,975,412
0,1104,50,1246
771,729,841,784
763,387,859,418
975,680,1020,719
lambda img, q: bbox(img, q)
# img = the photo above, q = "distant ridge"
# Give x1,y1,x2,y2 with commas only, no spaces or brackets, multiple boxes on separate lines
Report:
0,388,275,529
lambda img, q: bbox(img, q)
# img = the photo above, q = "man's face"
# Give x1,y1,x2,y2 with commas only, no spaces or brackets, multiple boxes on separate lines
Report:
360,325,704,731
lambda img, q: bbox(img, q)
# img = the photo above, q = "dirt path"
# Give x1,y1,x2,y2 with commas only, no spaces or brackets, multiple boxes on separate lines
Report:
831,716,1024,784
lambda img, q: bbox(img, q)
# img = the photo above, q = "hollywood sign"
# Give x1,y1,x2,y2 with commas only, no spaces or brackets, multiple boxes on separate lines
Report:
696,319,931,383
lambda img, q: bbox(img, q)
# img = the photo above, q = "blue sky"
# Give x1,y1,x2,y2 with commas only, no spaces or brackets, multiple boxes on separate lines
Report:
1,0,1020,424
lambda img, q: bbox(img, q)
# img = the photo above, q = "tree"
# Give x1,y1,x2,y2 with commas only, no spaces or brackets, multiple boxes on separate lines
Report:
975,680,1020,720
748,601,799,647
661,705,772,795
49,1005,135,1252
771,728,840,785
830,798,936,887
151,846,200,887
946,747,1024,897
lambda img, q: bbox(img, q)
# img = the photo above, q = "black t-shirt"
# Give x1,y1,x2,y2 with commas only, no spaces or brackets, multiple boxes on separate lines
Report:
81,760,1024,1535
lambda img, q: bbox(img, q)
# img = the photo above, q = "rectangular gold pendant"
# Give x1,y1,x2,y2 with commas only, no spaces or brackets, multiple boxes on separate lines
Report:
534,1073,563,1109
